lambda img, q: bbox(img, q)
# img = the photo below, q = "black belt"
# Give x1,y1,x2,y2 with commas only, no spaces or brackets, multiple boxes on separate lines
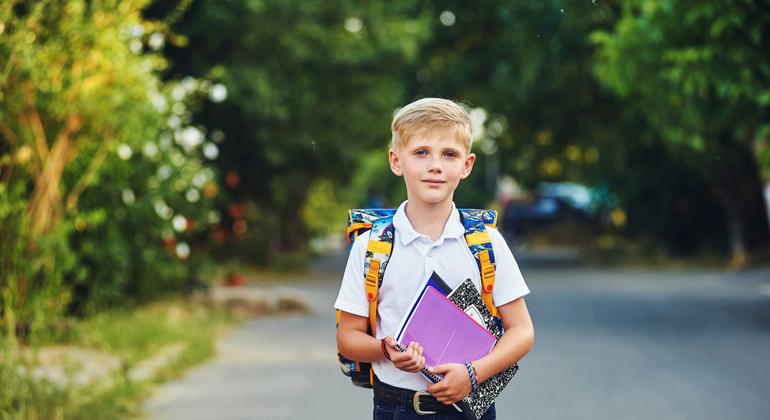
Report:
373,376,459,415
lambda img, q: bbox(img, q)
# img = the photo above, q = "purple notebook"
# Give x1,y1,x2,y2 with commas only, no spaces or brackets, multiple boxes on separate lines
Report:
397,286,496,368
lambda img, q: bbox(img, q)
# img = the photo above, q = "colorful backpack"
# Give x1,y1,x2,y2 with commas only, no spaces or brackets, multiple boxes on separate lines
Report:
337,207,501,388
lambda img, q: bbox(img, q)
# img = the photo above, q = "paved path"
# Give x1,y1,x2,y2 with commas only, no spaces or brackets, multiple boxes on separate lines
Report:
144,259,770,420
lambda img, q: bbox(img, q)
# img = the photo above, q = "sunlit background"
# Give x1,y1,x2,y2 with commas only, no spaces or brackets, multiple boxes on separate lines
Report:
1,0,769,419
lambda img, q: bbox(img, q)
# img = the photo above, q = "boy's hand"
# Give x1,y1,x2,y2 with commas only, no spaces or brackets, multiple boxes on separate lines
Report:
426,363,472,404
384,337,425,373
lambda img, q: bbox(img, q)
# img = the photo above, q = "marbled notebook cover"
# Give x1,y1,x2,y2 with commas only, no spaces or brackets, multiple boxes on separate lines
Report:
447,278,519,420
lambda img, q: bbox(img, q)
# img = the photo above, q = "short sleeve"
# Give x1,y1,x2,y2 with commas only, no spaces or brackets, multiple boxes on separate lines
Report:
333,231,371,317
487,227,530,307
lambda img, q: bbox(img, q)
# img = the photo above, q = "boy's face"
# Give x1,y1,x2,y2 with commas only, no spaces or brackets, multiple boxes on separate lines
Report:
388,132,476,208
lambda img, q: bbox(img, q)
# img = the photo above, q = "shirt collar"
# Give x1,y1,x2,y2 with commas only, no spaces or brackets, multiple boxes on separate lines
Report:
392,200,465,246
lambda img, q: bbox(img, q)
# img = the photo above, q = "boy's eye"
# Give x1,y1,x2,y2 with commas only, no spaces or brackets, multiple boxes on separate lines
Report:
444,151,458,158
415,150,428,156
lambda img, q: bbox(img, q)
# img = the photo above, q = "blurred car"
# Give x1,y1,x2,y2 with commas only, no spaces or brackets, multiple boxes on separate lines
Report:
502,182,608,240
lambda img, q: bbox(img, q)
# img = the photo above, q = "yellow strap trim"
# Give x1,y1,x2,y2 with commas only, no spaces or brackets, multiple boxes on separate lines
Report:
465,231,491,247
369,300,377,343
366,259,381,337
478,250,498,317
347,222,372,236
367,240,392,255
482,292,497,318
365,260,380,300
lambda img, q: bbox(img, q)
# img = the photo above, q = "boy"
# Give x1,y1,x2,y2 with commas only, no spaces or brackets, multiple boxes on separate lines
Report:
335,98,534,420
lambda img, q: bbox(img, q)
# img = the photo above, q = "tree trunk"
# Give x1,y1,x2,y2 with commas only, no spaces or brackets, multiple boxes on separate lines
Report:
25,113,82,237
712,134,770,267
27,135,75,236
714,188,748,266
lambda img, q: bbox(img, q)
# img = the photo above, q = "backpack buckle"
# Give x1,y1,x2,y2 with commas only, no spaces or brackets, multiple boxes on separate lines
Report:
365,259,381,302
412,391,437,415
479,250,495,292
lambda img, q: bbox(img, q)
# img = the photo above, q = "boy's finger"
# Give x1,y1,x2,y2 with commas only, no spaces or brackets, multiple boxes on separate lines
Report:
391,351,409,363
430,364,450,374
399,350,416,361
427,382,444,394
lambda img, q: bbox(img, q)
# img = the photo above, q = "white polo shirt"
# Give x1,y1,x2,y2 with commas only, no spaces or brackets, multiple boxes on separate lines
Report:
334,200,530,391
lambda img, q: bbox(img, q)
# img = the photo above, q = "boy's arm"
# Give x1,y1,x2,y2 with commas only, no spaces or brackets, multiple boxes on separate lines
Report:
336,311,386,362
427,296,534,404
471,296,535,383
337,311,426,371
335,230,425,373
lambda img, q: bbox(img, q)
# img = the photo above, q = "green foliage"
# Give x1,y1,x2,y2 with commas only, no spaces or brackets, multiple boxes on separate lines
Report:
0,0,220,333
592,0,770,256
592,0,770,156
301,179,351,237
0,357,144,420
0,345,77,420
155,0,769,260
345,146,406,208
0,182,75,341
67,78,221,314
156,0,432,256
408,0,620,189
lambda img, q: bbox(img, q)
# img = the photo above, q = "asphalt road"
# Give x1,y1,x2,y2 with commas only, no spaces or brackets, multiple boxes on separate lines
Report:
144,256,770,420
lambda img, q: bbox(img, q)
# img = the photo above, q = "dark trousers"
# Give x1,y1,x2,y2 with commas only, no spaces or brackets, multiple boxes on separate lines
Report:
372,395,496,420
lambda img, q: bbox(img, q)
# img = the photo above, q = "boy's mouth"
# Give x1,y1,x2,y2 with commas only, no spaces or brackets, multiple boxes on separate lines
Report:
422,179,446,185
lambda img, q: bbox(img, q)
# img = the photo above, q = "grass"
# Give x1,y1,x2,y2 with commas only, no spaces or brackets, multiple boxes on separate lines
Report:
0,298,241,420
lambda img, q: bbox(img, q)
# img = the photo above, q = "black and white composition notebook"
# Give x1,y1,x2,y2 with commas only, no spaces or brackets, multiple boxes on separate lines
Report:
447,278,518,420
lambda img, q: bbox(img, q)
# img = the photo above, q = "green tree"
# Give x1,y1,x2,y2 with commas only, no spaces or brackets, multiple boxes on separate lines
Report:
406,1,621,188
400,1,761,256
0,0,217,334
592,0,770,264
151,0,432,260
0,0,162,333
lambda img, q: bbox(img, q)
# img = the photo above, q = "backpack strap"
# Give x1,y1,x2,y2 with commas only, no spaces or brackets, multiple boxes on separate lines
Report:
362,214,395,385
362,215,395,335
347,209,398,336
459,209,499,318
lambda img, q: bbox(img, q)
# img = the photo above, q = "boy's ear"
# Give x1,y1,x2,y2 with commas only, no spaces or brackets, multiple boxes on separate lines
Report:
388,148,403,176
460,152,476,180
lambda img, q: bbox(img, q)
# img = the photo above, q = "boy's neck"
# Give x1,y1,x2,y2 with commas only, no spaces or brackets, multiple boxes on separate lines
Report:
404,199,454,242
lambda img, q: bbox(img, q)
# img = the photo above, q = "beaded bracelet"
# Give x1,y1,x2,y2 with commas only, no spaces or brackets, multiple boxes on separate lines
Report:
465,361,479,393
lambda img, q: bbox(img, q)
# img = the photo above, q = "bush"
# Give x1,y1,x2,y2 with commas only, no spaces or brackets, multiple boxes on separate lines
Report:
0,182,76,342
0,0,222,336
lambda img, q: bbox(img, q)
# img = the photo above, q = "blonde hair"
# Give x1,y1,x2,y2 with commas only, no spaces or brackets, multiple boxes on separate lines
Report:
391,98,473,152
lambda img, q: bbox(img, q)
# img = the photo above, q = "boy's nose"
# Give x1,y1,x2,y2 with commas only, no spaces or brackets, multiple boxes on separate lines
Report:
428,157,443,172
